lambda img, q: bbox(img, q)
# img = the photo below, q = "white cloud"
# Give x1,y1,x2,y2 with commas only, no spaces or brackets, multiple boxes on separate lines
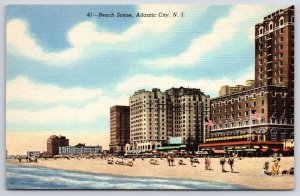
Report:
117,68,254,97
7,5,206,65
141,5,283,69
7,76,103,104
6,77,128,124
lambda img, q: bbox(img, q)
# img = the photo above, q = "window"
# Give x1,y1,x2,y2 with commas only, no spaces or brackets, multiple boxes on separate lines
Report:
281,132,286,142
260,92,264,97
271,118,276,124
238,121,241,127
238,105,241,110
279,77,283,83
269,23,273,30
280,45,283,50
281,119,286,124
280,18,284,26
253,102,256,107
253,93,256,99
259,27,263,35
280,28,283,34
271,130,277,141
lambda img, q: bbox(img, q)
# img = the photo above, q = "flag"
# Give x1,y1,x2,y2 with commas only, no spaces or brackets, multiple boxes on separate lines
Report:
251,110,262,120
205,117,214,126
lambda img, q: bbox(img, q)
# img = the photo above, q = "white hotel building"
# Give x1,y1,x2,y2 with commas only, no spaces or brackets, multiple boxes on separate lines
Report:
126,87,210,152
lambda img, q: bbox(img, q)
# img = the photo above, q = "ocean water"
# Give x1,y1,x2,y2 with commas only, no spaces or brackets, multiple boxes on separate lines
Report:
6,164,246,190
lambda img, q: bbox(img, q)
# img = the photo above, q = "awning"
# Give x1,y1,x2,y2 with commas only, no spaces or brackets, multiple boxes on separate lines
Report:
272,148,279,152
262,145,268,149
261,149,269,152
227,147,233,150
213,150,225,154
282,148,290,152
241,146,247,149
253,145,260,149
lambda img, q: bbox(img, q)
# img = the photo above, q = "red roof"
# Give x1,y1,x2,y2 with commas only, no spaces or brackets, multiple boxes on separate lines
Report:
199,141,282,147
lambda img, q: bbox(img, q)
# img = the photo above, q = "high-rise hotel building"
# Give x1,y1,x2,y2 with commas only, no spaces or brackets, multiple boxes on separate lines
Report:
126,87,210,151
200,6,294,151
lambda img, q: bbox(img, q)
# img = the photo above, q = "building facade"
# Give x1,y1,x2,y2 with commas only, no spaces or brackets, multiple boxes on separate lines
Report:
127,87,210,152
59,143,102,155
47,135,69,156
201,6,294,152
109,105,130,154
219,80,254,96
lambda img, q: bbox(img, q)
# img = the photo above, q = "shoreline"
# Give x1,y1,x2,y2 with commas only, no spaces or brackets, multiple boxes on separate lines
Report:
6,157,294,190
7,162,247,190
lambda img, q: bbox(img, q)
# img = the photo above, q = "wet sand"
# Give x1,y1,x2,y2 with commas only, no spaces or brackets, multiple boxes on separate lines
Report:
7,157,294,190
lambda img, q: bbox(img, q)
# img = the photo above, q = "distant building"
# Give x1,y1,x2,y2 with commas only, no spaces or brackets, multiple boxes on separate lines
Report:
59,143,102,155
47,135,69,156
126,87,210,152
109,105,130,154
201,6,294,152
219,80,254,96
27,151,40,158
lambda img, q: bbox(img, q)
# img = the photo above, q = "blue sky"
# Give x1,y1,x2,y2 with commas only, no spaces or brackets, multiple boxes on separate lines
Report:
6,5,288,148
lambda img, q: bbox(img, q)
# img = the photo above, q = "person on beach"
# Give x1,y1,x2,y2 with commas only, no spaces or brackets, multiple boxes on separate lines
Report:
220,156,226,172
190,157,194,166
171,156,175,166
263,162,272,176
18,156,22,163
167,156,171,166
205,157,212,170
228,156,235,173
272,158,281,175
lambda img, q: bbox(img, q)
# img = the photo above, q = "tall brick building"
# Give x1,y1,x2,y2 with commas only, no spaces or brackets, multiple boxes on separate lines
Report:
109,105,130,154
47,135,69,156
200,6,294,153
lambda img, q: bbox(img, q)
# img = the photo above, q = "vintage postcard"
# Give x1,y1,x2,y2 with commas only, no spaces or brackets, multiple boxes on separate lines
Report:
6,5,294,190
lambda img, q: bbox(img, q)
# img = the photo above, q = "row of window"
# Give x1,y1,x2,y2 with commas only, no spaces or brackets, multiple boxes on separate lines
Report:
212,117,292,130
258,16,294,35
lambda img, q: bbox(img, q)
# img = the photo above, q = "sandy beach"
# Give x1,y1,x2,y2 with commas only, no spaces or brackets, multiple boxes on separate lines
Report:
7,157,294,190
